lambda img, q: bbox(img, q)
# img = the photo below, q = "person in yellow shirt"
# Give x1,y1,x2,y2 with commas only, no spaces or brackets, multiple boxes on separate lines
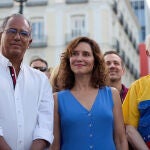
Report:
122,35,150,150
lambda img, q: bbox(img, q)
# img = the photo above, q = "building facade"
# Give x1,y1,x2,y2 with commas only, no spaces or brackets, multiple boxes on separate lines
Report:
130,0,150,76
0,0,140,86
130,0,145,42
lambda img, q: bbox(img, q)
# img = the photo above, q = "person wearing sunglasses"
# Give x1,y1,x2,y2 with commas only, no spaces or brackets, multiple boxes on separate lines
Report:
30,57,51,79
0,13,54,150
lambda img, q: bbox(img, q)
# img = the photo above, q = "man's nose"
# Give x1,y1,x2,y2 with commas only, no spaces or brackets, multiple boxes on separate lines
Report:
109,63,115,68
14,32,21,39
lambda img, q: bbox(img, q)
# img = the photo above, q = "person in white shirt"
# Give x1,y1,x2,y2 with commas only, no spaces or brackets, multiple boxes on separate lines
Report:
0,13,54,150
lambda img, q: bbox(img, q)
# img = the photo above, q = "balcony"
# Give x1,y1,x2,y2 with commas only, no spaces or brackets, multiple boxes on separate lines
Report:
66,0,88,4
0,1,13,8
124,56,130,69
132,38,137,49
26,0,48,6
124,24,128,35
112,1,118,14
136,46,139,54
129,63,134,74
119,50,125,62
112,39,120,52
30,35,48,48
133,68,139,79
119,13,124,26
65,32,89,44
129,32,133,43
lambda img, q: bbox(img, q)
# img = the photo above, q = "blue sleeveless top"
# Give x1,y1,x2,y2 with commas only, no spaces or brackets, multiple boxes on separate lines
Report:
58,86,116,150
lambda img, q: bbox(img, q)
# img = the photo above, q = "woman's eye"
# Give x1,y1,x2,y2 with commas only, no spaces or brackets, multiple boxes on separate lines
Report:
83,52,89,56
71,51,78,56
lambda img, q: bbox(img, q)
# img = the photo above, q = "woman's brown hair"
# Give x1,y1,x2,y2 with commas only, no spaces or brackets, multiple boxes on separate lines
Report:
56,36,108,90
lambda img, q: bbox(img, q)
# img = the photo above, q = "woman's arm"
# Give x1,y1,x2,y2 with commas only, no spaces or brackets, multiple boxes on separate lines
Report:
49,93,61,150
111,87,128,150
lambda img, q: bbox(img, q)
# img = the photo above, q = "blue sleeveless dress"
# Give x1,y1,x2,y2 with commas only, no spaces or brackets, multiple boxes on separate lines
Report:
58,86,116,150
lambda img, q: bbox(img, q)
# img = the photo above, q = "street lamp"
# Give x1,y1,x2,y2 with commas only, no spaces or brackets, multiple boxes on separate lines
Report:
14,0,28,14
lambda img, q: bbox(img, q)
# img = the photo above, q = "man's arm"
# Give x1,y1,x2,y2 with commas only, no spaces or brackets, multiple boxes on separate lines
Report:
0,136,11,150
30,139,49,150
32,77,54,149
126,125,149,150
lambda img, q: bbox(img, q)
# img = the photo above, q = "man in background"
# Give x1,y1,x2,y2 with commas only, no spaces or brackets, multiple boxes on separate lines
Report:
30,57,51,79
104,50,128,102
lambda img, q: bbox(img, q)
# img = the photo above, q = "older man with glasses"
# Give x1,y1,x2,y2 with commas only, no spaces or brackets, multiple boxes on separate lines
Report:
0,13,54,150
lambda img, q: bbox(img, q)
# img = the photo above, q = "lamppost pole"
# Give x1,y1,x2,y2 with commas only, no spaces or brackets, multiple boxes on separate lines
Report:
14,0,27,14
19,1,23,14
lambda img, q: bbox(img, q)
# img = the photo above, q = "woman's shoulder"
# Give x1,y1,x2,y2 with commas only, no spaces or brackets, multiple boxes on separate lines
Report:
58,89,69,95
99,86,112,92
55,89,71,100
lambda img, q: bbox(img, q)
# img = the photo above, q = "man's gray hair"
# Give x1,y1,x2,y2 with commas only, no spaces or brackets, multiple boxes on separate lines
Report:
0,13,32,33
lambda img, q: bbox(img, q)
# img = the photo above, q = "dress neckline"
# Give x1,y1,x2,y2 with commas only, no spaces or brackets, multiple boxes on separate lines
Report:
67,89,100,112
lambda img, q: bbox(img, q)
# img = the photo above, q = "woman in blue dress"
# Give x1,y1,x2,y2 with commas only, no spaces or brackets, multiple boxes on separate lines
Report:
50,37,128,150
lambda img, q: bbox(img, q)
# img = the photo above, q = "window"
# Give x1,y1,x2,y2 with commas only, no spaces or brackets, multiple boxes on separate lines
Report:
66,0,88,4
112,0,118,14
141,26,145,42
130,0,145,42
26,0,48,6
30,18,47,47
71,15,86,37
0,0,13,8
66,15,88,43
140,1,144,9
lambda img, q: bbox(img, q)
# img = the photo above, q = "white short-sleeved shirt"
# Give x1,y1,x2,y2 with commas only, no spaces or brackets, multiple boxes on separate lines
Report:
0,54,54,150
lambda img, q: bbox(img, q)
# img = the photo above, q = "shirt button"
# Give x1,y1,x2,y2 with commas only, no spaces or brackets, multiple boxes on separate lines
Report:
89,145,93,149
89,134,93,137
88,113,91,116
89,124,92,127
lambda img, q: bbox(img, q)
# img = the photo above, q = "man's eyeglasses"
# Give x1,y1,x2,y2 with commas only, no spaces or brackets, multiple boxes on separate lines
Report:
33,67,48,72
4,28,30,40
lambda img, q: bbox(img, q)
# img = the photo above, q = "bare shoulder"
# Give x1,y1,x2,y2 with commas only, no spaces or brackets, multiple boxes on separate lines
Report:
53,92,58,104
110,87,121,104
110,87,119,95
53,92,58,99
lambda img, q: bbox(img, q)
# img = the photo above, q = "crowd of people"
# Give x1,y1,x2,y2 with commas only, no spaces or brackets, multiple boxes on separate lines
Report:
0,13,150,150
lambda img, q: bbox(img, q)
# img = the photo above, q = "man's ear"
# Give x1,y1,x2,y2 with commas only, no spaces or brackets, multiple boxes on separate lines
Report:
145,35,150,56
0,32,2,42
28,38,32,48
122,67,125,75
146,50,150,56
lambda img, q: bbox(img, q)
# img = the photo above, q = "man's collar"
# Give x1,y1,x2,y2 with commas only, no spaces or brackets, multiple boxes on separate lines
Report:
0,53,24,70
